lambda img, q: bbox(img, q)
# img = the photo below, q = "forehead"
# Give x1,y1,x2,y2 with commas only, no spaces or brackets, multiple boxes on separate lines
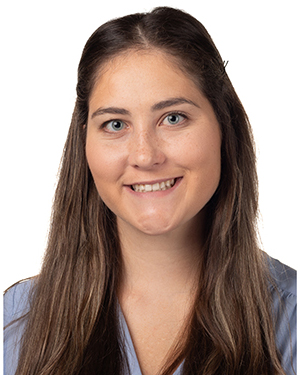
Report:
89,49,202,110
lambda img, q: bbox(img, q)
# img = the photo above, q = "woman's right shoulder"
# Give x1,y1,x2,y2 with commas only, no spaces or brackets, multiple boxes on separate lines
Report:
3,278,36,326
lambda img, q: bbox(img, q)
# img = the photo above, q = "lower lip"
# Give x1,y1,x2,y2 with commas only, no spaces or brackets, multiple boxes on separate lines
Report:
125,177,183,197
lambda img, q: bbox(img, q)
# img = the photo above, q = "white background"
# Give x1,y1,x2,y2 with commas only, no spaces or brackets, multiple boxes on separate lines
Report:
1,0,299,292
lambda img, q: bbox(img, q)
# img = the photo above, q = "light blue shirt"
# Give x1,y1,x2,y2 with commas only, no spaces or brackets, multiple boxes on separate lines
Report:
3,257,296,375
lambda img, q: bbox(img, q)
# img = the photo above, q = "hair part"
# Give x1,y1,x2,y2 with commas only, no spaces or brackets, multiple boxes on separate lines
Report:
8,6,289,375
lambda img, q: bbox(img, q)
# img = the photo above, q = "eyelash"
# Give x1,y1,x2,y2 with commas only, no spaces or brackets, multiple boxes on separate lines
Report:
161,111,187,126
100,111,188,132
101,119,127,132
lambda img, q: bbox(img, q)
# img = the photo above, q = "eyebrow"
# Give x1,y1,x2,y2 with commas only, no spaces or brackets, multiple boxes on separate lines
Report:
90,97,200,119
91,107,130,119
151,97,200,111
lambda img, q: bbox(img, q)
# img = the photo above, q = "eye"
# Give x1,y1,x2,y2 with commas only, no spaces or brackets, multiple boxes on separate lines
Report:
105,120,126,132
162,113,186,126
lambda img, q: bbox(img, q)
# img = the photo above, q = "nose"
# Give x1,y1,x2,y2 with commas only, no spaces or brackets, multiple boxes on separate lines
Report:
128,128,166,169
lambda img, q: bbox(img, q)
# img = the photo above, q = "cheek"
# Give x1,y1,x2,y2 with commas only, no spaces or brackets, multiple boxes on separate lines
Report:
182,127,222,191
85,136,123,187
174,126,221,168
86,138,103,180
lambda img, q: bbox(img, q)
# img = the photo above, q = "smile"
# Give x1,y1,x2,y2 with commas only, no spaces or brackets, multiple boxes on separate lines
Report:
131,178,176,193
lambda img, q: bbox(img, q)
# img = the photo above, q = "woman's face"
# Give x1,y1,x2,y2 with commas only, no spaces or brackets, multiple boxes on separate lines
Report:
86,50,221,236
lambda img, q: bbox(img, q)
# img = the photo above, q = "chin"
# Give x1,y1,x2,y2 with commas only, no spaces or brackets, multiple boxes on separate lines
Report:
136,223,174,236
135,215,192,236
121,215,177,236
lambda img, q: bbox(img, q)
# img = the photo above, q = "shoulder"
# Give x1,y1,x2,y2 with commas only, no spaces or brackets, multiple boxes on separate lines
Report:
4,278,36,375
267,256,297,374
267,255,296,322
268,256,296,298
3,278,35,326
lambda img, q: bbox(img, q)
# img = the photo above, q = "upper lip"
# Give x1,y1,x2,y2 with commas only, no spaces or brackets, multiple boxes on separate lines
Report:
126,177,180,186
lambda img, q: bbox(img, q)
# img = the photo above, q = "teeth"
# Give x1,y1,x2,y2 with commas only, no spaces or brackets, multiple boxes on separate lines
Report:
132,178,175,193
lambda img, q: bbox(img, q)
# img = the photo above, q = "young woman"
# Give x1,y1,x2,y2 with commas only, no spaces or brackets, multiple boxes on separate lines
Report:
4,7,296,375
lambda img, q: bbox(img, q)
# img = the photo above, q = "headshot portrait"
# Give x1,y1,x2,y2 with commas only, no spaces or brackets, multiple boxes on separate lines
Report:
2,1,297,374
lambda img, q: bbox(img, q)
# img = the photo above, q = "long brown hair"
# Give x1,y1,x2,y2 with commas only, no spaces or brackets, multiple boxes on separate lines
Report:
10,7,288,374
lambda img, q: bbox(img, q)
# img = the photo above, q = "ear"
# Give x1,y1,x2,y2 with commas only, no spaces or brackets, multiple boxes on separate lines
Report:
83,124,87,129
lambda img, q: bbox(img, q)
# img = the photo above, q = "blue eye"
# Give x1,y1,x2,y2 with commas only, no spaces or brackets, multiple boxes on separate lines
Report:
163,113,186,125
105,120,125,132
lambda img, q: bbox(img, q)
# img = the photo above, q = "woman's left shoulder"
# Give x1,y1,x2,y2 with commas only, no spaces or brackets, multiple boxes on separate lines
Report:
267,256,296,299
267,256,297,374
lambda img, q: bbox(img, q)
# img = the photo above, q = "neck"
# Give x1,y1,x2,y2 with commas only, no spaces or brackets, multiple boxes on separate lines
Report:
117,213,204,299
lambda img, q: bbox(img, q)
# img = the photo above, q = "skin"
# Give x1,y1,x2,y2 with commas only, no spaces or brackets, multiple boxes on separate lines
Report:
86,49,222,374
86,50,221,238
